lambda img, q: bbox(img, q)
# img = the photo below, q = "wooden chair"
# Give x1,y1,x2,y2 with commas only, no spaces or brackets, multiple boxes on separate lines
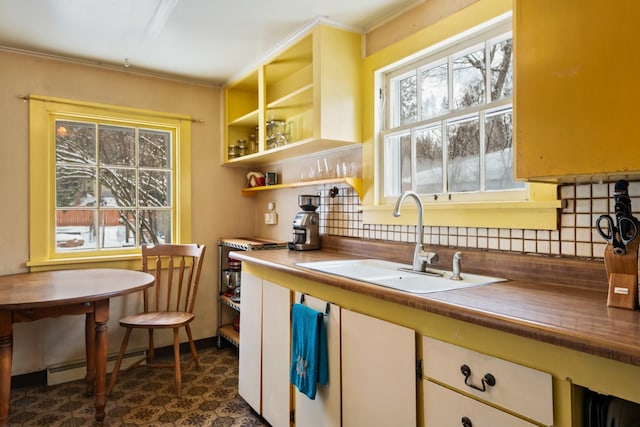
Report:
107,243,206,397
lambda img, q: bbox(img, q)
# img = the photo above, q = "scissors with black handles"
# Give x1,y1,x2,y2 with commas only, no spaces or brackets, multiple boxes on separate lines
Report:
596,214,638,255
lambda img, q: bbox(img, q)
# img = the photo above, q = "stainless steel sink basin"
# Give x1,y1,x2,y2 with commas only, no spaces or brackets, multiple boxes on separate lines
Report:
295,259,507,294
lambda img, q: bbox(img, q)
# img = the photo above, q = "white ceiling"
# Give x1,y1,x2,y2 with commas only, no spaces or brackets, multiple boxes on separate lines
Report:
0,0,420,85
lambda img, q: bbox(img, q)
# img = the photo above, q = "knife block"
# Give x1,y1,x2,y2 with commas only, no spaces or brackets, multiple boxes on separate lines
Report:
604,239,639,309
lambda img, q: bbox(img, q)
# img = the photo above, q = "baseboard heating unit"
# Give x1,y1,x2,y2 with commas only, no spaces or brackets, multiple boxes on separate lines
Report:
46,350,146,385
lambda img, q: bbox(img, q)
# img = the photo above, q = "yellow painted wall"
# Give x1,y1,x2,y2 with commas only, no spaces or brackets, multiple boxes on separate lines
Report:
0,49,256,375
365,0,480,56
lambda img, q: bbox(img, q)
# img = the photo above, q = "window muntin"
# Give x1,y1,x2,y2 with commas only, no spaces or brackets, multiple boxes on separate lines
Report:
55,120,174,253
381,25,523,200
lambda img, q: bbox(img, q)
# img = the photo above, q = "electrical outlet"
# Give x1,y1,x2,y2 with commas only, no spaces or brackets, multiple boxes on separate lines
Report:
264,212,278,225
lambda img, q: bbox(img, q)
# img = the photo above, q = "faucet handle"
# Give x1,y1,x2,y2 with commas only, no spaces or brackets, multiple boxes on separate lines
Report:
417,250,438,269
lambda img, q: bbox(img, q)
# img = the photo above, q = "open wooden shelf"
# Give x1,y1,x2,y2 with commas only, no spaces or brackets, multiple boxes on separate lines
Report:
223,24,361,167
223,139,359,167
241,177,362,198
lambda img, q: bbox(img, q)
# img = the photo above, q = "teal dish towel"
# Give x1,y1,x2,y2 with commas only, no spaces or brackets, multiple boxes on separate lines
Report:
290,303,328,400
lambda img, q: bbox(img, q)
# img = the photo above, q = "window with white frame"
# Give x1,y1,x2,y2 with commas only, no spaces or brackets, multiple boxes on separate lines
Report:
380,19,523,201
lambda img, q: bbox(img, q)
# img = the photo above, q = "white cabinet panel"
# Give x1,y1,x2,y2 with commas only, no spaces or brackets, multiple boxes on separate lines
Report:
423,336,553,425
424,381,537,427
238,271,262,412
238,273,291,427
261,280,291,427
342,309,416,427
293,293,341,427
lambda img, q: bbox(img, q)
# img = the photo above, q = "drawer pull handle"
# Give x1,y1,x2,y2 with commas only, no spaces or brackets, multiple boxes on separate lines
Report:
460,364,496,392
461,416,473,427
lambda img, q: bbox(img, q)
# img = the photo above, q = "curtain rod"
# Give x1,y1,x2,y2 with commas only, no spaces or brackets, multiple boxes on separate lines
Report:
17,94,204,123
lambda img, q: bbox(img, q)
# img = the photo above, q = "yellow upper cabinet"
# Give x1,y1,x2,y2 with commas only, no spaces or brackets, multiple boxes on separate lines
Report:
223,23,362,166
514,0,640,182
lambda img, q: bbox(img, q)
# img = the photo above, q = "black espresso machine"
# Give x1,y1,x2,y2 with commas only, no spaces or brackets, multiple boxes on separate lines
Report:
288,194,320,250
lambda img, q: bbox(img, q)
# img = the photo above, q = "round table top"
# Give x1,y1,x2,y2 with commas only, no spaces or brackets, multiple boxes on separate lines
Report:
0,268,154,310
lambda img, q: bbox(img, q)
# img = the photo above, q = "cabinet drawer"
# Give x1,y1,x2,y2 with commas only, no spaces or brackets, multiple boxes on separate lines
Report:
422,336,553,425
424,381,537,427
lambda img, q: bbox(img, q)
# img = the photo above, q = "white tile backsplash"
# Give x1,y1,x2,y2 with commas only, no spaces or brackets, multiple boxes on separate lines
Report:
560,185,575,199
575,184,592,199
319,181,640,260
575,199,591,213
524,240,536,253
537,240,551,254
592,183,609,198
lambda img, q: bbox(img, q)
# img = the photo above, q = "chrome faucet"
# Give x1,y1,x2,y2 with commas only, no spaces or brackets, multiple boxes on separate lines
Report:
393,191,439,272
451,251,463,280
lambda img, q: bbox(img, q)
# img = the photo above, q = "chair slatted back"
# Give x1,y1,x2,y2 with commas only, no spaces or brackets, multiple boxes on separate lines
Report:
141,243,206,314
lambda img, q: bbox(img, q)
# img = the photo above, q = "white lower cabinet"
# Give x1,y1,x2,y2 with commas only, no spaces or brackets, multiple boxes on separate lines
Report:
424,381,537,427
262,280,292,427
293,293,341,427
238,271,262,412
422,336,553,427
239,270,445,427
342,308,417,427
238,272,291,427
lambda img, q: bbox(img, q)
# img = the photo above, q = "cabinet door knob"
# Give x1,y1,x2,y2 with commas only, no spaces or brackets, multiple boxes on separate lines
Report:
461,416,473,427
460,364,496,392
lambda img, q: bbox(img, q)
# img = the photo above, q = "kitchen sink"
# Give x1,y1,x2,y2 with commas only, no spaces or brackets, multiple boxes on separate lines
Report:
295,259,507,294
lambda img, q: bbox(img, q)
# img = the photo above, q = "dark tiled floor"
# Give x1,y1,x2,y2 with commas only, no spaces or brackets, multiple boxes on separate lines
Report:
8,346,269,426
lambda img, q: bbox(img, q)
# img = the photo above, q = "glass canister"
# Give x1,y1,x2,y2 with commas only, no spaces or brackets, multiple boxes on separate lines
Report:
249,133,257,153
237,139,247,156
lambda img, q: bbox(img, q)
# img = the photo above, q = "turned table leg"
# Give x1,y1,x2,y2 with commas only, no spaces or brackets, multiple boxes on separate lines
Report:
85,309,96,396
93,300,109,425
0,312,13,427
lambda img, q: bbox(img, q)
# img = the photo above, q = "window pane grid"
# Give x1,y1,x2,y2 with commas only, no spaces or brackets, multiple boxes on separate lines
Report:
382,27,516,199
55,118,173,253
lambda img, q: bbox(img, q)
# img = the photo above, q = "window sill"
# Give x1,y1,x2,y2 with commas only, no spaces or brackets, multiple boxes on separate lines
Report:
26,254,142,272
362,199,562,230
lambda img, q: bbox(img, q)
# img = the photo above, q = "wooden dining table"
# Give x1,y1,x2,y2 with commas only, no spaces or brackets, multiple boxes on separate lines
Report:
0,268,154,426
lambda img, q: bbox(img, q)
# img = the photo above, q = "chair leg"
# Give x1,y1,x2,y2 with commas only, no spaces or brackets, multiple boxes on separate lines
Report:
185,324,200,369
173,328,181,396
107,327,132,396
